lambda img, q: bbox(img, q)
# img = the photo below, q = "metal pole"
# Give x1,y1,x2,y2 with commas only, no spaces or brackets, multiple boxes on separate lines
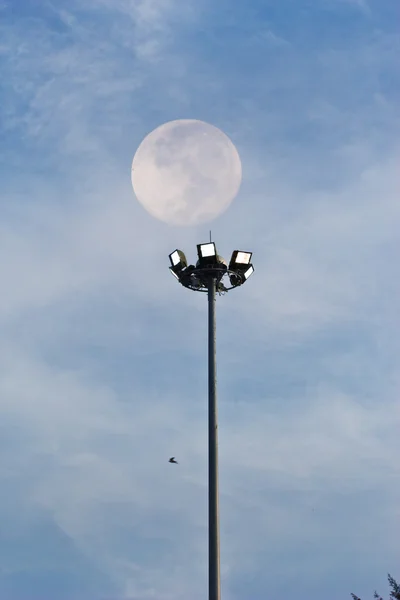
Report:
208,276,220,600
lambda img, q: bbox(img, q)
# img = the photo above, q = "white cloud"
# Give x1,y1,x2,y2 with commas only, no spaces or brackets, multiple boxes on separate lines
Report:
0,0,399,598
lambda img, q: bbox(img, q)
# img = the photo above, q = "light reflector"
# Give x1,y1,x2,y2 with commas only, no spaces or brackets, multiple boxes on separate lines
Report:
236,251,252,264
169,267,180,279
244,265,254,279
229,250,252,270
198,242,216,258
169,249,187,269
170,251,180,266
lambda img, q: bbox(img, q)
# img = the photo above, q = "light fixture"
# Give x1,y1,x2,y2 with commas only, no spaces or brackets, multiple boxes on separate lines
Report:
244,265,254,279
169,249,187,270
229,250,252,270
169,249,188,281
197,242,217,262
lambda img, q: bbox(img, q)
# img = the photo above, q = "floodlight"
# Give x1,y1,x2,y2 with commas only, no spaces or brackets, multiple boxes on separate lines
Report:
197,242,217,261
244,265,254,280
169,249,187,270
169,267,180,280
229,250,252,270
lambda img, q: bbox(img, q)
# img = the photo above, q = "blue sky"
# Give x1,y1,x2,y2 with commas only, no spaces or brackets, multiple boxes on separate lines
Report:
0,0,399,598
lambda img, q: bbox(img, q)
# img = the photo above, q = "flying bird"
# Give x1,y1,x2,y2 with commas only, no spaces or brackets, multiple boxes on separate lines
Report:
169,457,178,464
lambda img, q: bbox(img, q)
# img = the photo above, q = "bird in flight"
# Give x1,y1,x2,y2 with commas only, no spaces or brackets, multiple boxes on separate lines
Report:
169,457,178,464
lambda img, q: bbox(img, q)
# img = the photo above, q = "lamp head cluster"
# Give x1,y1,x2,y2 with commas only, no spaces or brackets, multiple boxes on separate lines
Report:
169,242,254,292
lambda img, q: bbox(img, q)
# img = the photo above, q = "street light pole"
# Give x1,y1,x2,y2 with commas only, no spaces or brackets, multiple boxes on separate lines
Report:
207,275,220,600
168,242,254,600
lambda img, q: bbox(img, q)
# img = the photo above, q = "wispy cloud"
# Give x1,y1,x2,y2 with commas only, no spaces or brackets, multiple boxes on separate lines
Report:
0,0,399,598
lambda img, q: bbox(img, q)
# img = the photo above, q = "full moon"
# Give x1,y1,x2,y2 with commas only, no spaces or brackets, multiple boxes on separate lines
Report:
131,119,242,226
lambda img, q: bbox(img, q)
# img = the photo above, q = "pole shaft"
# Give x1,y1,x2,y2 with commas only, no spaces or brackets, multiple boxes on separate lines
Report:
208,277,220,600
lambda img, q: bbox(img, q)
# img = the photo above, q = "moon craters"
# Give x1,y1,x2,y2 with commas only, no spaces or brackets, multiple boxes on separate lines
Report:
131,119,242,226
